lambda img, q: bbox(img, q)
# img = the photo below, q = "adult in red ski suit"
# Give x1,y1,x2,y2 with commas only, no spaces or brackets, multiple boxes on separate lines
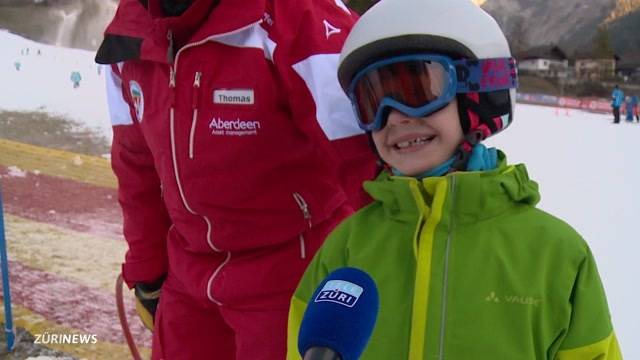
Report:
95,0,377,358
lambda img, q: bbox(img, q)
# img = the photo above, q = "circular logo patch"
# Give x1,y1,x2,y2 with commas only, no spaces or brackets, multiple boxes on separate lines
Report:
129,80,144,122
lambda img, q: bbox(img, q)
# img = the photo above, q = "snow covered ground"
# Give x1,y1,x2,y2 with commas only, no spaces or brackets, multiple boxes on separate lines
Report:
0,30,111,141
1,30,639,357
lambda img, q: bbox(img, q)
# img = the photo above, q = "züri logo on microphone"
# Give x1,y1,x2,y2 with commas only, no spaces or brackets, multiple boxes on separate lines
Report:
314,280,363,307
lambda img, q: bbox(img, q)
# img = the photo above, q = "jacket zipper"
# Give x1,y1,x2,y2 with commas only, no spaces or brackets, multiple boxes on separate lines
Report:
293,192,312,259
438,177,456,360
167,30,174,64
168,40,216,253
189,71,202,159
167,21,265,305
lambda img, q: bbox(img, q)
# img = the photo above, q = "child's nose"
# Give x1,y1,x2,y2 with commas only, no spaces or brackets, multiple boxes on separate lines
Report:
387,109,416,126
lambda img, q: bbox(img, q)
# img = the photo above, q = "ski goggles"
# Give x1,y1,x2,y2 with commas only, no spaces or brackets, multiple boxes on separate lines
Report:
347,54,518,131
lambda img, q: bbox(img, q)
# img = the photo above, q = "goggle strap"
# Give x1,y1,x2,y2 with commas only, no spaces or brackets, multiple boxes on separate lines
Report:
454,57,518,93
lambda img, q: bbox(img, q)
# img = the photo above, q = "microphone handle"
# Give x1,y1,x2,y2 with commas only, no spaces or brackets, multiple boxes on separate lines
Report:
303,347,342,360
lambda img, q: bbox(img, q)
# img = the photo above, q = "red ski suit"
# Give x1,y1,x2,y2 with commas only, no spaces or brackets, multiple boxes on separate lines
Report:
96,0,377,358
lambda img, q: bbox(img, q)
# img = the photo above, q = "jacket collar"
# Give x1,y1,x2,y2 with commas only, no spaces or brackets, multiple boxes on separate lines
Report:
96,0,265,64
147,0,217,51
364,151,541,224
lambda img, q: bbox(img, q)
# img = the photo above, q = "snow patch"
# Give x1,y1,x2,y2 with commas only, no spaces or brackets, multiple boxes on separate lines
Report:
0,30,112,141
7,165,27,177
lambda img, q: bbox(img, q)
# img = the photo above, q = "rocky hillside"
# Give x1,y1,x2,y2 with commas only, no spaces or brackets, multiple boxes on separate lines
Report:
607,9,640,61
0,0,117,50
479,0,640,59
1,0,639,60
605,0,640,22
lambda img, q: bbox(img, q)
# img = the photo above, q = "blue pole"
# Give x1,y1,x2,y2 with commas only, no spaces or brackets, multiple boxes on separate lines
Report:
0,184,15,352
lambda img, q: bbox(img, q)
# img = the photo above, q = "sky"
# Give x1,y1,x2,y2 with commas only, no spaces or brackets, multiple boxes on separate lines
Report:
1,29,639,358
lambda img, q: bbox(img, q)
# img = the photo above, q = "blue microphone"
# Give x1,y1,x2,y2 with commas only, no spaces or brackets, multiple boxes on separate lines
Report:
298,267,379,360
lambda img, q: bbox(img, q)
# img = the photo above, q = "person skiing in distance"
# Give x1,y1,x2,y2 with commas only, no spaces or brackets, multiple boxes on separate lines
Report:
611,85,624,124
287,0,622,358
70,71,82,89
624,96,634,122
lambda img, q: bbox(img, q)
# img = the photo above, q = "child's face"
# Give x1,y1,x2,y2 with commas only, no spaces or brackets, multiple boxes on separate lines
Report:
372,99,463,176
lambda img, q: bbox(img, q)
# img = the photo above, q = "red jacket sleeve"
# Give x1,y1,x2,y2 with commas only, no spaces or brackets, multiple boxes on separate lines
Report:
270,0,378,210
106,64,171,288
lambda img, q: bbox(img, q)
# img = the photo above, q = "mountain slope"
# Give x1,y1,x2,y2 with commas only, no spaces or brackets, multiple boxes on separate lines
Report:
0,0,116,50
480,0,639,59
607,9,640,61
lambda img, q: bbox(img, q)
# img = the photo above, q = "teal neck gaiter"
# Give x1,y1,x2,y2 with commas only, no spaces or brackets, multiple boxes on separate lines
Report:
391,143,498,179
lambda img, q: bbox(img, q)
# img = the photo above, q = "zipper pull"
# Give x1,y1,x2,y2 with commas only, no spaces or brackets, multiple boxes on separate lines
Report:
168,66,176,108
194,71,202,87
167,68,176,113
293,192,312,228
169,67,176,88
188,71,202,159
192,71,202,109
166,29,174,64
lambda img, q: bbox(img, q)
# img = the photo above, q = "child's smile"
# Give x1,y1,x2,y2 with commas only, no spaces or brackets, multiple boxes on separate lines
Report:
372,100,463,176
391,133,437,153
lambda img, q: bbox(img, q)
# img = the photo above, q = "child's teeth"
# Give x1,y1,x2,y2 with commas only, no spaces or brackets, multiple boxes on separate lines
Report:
396,137,429,149
397,137,430,149
398,141,411,148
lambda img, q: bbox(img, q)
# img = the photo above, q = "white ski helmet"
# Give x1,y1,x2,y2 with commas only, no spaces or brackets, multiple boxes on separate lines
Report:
338,0,517,143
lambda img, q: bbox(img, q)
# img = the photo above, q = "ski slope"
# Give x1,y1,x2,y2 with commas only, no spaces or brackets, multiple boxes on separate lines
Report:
1,30,639,358
0,30,111,141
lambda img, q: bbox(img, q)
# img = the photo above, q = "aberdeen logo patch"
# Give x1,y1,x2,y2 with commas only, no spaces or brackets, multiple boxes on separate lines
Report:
314,280,363,307
209,117,261,136
129,80,144,122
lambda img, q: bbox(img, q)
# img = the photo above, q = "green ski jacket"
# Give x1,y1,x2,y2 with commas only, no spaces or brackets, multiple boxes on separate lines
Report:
288,154,621,360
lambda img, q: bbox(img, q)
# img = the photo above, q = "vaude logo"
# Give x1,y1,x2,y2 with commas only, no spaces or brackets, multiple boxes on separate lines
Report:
314,280,363,308
209,117,261,136
485,290,541,307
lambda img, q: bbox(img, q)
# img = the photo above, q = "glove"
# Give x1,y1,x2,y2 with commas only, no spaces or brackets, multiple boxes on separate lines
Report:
134,276,165,331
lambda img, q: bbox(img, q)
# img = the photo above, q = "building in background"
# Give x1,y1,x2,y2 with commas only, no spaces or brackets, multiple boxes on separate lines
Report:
517,45,570,79
574,55,619,80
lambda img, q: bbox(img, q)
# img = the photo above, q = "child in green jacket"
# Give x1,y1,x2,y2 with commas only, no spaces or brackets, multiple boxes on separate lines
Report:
287,0,622,359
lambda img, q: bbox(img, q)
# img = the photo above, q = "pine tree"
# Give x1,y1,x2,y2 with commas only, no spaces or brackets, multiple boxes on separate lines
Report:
593,26,614,58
